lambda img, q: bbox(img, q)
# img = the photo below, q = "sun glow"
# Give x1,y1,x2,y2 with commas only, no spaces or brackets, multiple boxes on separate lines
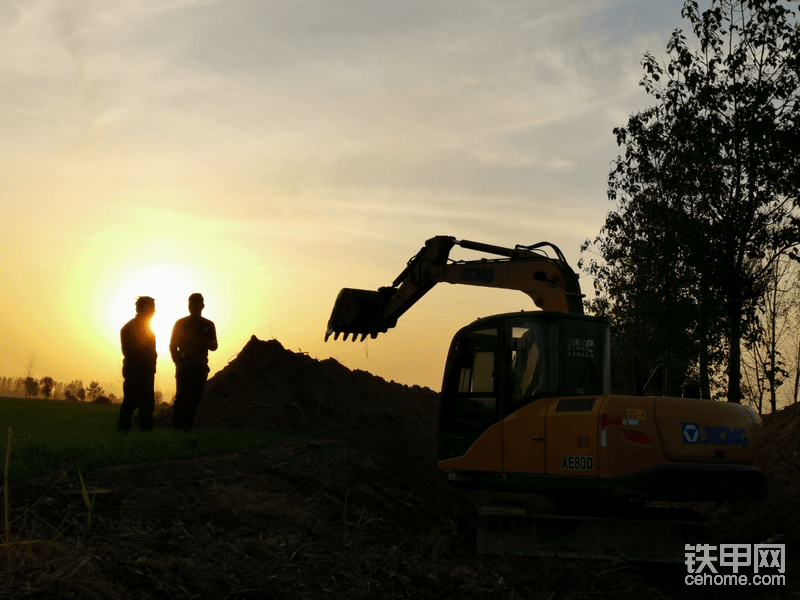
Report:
104,263,200,355
72,235,240,400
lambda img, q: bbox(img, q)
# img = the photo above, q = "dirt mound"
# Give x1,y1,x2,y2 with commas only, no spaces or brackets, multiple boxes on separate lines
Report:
162,335,443,488
199,336,438,429
696,401,800,547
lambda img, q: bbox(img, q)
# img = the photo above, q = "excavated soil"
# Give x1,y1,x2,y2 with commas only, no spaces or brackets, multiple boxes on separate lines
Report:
191,336,444,496
3,336,800,599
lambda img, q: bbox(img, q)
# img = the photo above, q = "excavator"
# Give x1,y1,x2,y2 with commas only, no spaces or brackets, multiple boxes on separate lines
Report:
325,236,768,561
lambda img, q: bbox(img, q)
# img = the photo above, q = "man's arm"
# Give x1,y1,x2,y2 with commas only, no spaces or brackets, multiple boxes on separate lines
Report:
170,320,183,363
207,321,218,352
120,325,128,358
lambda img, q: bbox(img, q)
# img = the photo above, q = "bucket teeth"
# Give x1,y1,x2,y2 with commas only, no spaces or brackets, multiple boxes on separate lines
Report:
325,288,397,342
326,329,370,343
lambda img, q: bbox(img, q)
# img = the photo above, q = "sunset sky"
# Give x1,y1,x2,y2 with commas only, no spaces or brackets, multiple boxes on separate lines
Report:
1,0,688,398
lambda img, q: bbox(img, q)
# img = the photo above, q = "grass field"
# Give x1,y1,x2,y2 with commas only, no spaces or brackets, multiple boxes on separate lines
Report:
0,397,306,481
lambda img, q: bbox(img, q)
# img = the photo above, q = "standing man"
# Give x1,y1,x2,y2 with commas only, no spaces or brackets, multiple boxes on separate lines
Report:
119,296,157,432
170,293,218,430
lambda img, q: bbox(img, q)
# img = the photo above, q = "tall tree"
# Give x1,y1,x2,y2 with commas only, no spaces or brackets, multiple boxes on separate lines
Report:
39,376,55,401
65,380,85,399
24,377,39,399
580,196,723,396
86,381,105,401
585,0,800,403
23,355,35,398
784,271,800,404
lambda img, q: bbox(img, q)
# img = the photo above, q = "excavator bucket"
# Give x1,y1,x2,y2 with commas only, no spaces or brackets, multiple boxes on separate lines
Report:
324,288,396,342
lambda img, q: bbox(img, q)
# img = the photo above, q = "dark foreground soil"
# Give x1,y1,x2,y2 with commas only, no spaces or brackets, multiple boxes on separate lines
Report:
2,337,799,599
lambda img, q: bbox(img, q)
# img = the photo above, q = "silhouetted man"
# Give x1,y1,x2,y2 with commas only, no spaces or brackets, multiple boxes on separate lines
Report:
119,296,157,432
170,293,218,430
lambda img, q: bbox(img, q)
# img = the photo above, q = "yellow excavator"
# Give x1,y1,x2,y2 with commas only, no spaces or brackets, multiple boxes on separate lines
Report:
325,236,768,560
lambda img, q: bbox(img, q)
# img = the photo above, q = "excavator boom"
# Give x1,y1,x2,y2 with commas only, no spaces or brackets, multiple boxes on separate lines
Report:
325,235,584,341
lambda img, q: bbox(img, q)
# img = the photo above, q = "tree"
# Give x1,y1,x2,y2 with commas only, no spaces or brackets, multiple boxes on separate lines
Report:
24,377,39,399
23,355,36,398
24,355,34,379
77,387,86,402
783,272,800,405
0,377,13,397
581,193,728,396
86,381,104,402
741,255,793,413
40,376,55,400
585,0,800,403
65,380,85,400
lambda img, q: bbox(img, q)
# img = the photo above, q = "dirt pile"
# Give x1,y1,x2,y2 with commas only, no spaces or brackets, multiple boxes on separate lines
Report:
176,335,443,489
696,401,800,547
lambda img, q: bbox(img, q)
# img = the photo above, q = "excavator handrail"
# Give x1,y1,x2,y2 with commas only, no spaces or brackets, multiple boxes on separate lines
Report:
515,241,570,263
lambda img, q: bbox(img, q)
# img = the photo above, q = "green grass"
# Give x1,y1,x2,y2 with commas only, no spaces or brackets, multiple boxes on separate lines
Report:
0,397,308,481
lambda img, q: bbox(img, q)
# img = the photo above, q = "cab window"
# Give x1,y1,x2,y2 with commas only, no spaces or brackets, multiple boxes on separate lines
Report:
443,328,498,432
508,325,541,410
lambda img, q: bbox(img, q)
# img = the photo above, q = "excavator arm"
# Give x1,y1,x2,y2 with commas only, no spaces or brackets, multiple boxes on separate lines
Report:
325,235,584,342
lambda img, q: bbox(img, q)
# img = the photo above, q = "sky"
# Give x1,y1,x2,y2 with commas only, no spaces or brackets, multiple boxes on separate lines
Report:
0,0,691,398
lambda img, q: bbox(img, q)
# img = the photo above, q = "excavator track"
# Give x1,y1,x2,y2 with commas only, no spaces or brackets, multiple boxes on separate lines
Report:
477,499,716,562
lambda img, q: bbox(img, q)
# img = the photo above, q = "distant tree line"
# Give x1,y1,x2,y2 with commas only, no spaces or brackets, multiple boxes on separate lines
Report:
0,376,119,403
581,0,800,414
0,376,166,405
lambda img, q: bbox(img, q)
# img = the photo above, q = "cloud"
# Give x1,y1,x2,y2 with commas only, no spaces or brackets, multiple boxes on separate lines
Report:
1,0,660,197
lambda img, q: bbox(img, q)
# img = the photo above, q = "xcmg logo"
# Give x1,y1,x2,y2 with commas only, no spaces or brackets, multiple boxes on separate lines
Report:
460,266,495,283
682,422,749,447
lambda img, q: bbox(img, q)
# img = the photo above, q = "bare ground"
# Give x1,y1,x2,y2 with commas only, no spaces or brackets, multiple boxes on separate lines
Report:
2,337,799,599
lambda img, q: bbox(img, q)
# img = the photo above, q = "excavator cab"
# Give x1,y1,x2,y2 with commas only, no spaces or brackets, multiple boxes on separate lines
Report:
438,311,610,462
